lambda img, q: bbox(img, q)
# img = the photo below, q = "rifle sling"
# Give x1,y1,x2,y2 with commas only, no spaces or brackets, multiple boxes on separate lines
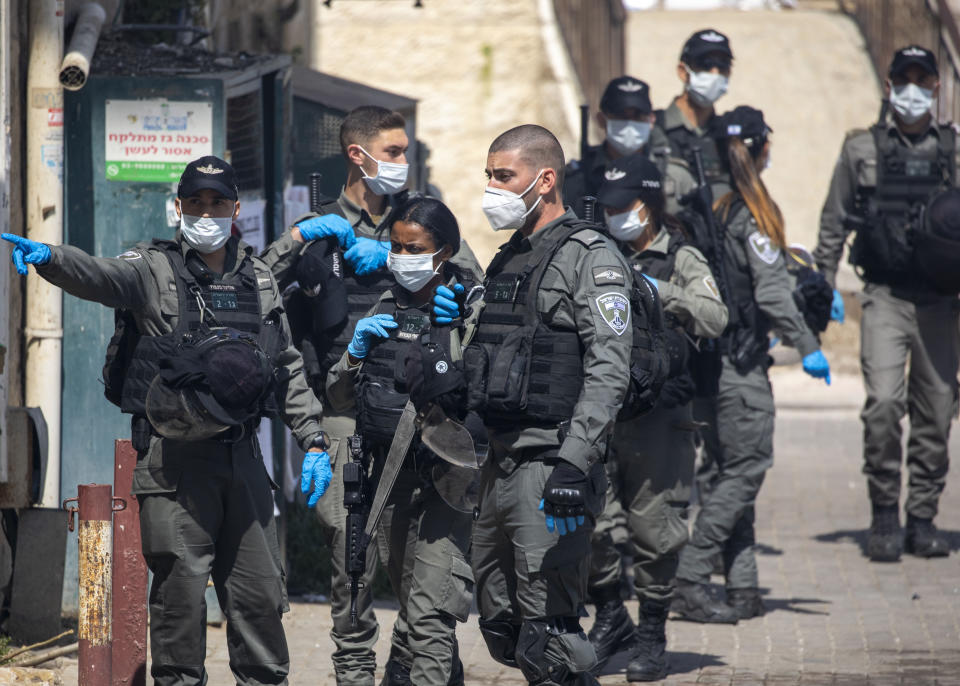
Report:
362,401,419,540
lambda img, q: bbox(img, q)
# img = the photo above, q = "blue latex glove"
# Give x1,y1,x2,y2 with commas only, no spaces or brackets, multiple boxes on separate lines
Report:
344,237,390,275
433,283,465,324
831,289,845,323
347,313,398,358
296,214,356,250
538,499,584,536
2,233,51,275
642,274,658,292
300,451,332,507
802,350,831,386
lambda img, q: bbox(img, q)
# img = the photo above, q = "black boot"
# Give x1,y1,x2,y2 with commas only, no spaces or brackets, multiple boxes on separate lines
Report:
726,588,765,620
867,504,902,562
587,591,639,673
905,515,949,558
626,599,668,682
379,658,410,686
671,580,738,624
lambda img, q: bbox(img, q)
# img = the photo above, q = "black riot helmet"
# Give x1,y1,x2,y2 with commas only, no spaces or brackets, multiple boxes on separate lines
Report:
145,328,275,440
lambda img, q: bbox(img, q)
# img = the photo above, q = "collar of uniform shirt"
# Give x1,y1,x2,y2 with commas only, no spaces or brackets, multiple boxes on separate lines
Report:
180,235,249,276
885,115,941,144
625,226,670,261
525,208,580,249
664,97,715,136
338,188,387,236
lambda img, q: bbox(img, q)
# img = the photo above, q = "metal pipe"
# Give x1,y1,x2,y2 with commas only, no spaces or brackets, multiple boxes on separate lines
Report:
58,2,106,91
111,440,146,686
64,484,124,686
26,0,63,508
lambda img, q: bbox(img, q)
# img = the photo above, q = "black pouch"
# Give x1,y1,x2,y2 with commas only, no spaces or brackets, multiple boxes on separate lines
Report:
690,343,721,398
356,380,407,446
131,415,152,455
462,342,489,414
485,325,534,414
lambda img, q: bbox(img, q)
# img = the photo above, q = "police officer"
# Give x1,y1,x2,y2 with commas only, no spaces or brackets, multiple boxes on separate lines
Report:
814,45,959,562
673,108,830,622
470,124,633,686
656,29,735,203
260,106,483,685
2,156,328,685
586,154,728,680
564,76,670,219
325,196,478,686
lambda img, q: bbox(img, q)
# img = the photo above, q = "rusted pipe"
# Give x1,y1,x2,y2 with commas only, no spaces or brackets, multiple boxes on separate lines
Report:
63,484,125,686
112,440,146,686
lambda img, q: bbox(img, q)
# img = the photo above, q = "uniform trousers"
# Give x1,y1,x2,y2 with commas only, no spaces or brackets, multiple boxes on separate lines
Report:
137,437,288,686
859,283,960,519
678,359,774,590
589,404,697,603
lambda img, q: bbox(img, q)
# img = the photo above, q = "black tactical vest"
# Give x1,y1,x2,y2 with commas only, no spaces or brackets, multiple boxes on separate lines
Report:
116,240,265,417
849,124,956,286
474,223,590,430
655,110,725,186
354,295,432,448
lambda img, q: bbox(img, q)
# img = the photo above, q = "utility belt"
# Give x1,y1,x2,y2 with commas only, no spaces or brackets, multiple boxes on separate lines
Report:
131,414,258,453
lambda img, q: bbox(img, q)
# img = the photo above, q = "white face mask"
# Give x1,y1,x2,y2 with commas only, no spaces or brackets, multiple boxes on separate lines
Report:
890,83,934,125
606,119,652,155
358,145,409,196
685,66,728,108
605,205,650,242
387,249,441,292
180,213,232,253
482,170,544,232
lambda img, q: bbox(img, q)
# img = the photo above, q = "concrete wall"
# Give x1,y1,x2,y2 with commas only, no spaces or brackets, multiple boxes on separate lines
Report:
296,0,580,265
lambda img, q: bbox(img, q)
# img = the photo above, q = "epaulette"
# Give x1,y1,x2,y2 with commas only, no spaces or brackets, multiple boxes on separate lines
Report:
568,227,611,249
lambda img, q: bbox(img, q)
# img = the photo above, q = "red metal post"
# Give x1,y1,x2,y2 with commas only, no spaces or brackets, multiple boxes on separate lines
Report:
112,440,147,686
76,484,113,686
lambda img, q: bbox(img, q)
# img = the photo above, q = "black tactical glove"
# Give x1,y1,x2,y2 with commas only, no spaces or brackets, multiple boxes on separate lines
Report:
539,461,588,536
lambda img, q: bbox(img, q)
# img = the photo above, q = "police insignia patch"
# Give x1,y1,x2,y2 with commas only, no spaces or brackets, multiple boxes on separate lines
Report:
748,231,780,265
117,250,142,260
593,266,625,285
595,292,630,336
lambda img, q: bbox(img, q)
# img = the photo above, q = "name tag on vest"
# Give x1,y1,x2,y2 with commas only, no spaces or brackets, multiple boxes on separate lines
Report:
209,284,239,310
395,311,429,341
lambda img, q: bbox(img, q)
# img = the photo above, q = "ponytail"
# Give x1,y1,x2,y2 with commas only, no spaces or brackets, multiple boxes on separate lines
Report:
715,138,786,249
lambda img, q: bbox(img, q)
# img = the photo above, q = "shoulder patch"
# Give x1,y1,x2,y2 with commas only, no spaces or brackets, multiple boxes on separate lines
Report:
702,275,721,300
569,230,606,248
116,250,142,260
747,231,781,265
592,266,625,286
595,291,631,336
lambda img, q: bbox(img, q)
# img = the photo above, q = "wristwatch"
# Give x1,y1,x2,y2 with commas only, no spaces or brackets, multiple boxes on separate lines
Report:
309,431,331,451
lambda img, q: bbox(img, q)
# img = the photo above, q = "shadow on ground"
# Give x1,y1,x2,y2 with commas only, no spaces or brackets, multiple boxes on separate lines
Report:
814,527,960,556
598,650,725,677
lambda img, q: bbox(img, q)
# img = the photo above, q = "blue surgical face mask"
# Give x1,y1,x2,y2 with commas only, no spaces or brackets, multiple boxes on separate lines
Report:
387,249,442,292
890,83,934,124
606,119,652,155
180,214,232,253
685,66,728,107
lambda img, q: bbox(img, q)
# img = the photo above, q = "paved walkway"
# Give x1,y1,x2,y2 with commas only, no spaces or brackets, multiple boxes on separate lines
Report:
87,370,950,686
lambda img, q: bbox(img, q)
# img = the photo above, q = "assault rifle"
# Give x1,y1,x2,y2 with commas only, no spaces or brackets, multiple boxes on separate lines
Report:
688,146,730,305
343,433,367,626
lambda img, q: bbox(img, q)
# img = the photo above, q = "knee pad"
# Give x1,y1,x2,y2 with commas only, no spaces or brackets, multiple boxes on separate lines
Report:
516,617,584,685
478,618,519,668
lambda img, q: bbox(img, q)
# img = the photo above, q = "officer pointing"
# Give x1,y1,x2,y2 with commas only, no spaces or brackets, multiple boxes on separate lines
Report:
3,156,327,685
470,124,633,685
814,45,959,562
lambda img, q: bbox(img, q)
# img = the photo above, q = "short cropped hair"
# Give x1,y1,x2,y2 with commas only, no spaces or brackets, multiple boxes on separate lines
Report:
339,106,406,157
489,124,566,187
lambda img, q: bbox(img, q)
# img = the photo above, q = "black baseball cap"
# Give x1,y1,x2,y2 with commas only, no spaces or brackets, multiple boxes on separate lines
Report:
681,29,733,66
178,155,239,201
600,76,652,115
597,152,663,210
889,45,938,78
710,105,772,143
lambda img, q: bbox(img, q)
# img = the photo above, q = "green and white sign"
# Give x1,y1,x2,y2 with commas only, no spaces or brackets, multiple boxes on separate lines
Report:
104,99,213,182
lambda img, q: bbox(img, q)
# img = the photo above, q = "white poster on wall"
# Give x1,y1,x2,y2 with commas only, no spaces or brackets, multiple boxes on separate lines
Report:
104,99,213,182
235,196,267,253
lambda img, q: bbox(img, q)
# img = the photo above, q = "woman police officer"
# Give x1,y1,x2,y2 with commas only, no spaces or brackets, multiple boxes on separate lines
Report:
673,106,831,622
585,152,729,681
323,196,478,686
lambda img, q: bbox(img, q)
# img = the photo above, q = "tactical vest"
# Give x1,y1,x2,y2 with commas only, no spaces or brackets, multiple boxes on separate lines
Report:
849,124,956,286
716,200,773,374
292,198,404,402
474,223,590,430
354,295,433,448
655,110,724,185
626,230,696,408
114,240,266,417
